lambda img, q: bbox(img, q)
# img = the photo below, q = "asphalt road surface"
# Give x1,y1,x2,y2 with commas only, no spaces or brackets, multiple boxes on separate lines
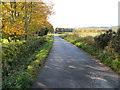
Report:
32,35,119,88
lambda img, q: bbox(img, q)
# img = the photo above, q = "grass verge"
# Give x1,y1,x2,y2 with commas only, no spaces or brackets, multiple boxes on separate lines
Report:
60,35,120,73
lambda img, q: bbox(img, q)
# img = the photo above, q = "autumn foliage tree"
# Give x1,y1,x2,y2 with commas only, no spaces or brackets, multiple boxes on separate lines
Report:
2,0,53,41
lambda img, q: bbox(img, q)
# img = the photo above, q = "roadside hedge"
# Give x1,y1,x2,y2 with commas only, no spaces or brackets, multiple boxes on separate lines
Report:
60,34,120,73
2,35,54,88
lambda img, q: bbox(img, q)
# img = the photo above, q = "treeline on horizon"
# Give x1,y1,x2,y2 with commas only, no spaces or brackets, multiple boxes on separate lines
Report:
55,27,118,33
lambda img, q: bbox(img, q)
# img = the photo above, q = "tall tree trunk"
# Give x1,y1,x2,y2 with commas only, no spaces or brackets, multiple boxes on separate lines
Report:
24,0,28,40
10,2,14,23
14,1,17,18
28,2,33,23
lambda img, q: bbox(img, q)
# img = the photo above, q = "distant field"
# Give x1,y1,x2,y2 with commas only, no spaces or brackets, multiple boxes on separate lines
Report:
74,28,117,32
57,32,102,37
56,28,118,37
75,32,100,37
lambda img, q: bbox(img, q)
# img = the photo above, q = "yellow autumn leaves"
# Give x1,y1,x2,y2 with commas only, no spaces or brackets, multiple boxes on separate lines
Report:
2,1,53,39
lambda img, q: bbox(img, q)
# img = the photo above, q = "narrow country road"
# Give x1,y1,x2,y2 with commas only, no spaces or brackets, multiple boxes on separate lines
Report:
32,35,119,88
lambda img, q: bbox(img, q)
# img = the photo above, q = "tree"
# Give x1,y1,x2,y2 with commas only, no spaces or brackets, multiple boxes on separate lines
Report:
2,0,53,41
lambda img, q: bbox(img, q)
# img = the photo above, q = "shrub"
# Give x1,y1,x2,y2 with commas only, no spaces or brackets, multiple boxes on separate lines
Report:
109,30,120,54
2,37,46,77
94,29,116,49
60,32,120,73
2,36,53,88
2,39,9,43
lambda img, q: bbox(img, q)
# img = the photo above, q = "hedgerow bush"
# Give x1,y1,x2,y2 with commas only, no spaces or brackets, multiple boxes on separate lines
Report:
109,29,120,54
2,36,54,88
94,29,116,49
60,31,120,73
94,29,120,55
2,36,45,76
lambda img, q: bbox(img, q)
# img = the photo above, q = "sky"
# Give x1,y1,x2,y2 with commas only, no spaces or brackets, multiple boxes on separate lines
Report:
44,0,119,28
